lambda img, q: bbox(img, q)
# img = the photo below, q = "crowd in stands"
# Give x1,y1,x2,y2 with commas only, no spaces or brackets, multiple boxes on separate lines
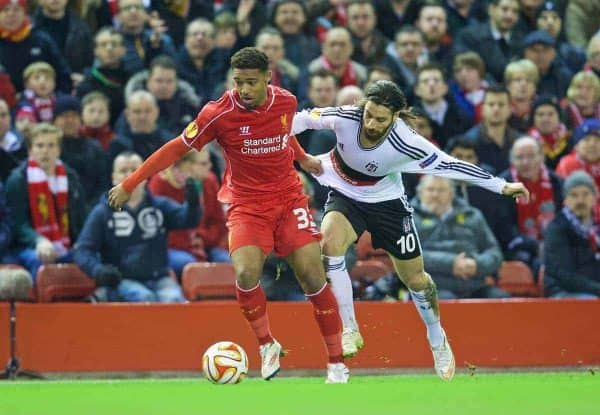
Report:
0,0,598,302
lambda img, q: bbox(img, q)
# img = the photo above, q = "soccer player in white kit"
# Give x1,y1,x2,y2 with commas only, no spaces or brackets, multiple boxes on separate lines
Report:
292,80,529,380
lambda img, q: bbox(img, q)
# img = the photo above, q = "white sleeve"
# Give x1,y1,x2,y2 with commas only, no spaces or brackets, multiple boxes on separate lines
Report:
394,122,507,194
291,107,338,135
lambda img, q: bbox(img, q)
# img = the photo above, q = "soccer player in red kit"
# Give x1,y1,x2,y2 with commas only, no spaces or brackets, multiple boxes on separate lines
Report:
108,47,349,383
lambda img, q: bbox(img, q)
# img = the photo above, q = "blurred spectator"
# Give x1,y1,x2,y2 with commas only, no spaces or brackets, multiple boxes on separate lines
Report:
543,171,600,298
14,62,58,135
498,136,562,271
149,147,229,276
383,25,426,91
585,34,600,78
450,51,489,124
514,0,545,34
364,64,394,91
5,123,86,279
33,0,94,80
461,86,518,175
407,107,436,145
563,71,600,130
447,136,507,242
415,2,452,70
175,18,229,103
115,0,176,74
0,64,16,108
53,95,108,207
109,90,171,163
535,1,585,73
443,0,488,37
255,27,304,100
336,85,364,106
0,182,11,262
556,119,600,196
527,95,571,169
0,0,72,93
0,98,27,182
373,0,422,40
522,30,573,98
73,152,200,302
414,62,473,148
454,0,522,83
225,0,268,41
565,0,600,50
76,27,130,125
346,0,389,67
504,59,539,133
80,91,115,152
123,55,199,135
412,175,508,299
271,0,320,71
308,27,367,88
213,11,238,49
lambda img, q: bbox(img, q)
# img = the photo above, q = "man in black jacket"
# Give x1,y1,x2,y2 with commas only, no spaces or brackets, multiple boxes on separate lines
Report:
543,171,600,298
453,0,523,83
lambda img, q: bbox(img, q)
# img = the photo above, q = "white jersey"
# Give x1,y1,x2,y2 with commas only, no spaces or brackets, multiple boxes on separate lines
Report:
292,105,507,204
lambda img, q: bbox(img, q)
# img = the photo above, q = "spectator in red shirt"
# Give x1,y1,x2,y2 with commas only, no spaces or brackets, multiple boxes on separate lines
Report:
148,147,229,277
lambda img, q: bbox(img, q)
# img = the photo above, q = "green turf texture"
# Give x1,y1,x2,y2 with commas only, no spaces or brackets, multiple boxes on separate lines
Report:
1,372,598,415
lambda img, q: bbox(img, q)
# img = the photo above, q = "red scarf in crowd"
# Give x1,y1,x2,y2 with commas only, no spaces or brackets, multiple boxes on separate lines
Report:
0,15,31,42
566,101,600,128
27,158,70,248
16,89,56,123
320,56,358,87
80,124,115,151
511,166,556,240
528,123,570,161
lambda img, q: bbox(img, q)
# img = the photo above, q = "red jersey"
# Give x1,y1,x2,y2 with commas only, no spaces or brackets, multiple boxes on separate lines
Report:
556,152,600,191
180,86,302,204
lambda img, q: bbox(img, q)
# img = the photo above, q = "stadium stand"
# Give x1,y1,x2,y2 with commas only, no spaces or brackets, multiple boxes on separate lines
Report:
35,264,95,303
182,262,236,300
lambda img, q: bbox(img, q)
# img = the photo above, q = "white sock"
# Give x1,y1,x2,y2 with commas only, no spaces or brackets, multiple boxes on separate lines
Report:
409,288,444,348
324,255,358,331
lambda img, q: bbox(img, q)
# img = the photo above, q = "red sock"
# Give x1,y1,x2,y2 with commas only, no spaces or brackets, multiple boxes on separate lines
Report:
307,283,343,363
236,283,274,346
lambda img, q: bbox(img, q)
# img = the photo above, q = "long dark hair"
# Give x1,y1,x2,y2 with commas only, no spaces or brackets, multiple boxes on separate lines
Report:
358,80,415,122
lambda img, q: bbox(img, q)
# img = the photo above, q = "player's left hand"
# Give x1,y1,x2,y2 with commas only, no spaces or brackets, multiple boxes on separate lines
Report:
502,182,530,203
298,154,323,176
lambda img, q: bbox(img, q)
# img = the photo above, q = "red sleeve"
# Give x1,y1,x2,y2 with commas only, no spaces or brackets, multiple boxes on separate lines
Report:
121,138,189,193
289,135,307,160
181,94,233,150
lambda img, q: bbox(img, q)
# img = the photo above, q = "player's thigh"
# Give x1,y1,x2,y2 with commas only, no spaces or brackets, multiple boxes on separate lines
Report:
286,241,327,294
273,194,321,258
321,190,366,256
227,202,276,258
321,211,359,256
230,246,267,289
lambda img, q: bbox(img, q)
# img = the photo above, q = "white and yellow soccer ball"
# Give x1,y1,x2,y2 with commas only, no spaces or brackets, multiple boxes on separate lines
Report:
202,341,249,384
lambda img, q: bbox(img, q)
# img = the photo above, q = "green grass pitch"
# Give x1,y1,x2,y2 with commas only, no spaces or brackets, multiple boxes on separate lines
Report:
1,372,598,415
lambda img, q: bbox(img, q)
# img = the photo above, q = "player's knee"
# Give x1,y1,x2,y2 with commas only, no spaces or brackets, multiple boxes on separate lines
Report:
321,233,349,256
405,270,434,292
235,264,262,288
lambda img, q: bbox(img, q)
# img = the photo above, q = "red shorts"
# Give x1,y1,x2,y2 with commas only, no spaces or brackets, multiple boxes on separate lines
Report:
226,193,321,257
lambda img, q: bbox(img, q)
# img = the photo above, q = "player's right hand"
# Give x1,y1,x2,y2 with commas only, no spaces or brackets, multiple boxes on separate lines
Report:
298,154,323,176
108,184,131,211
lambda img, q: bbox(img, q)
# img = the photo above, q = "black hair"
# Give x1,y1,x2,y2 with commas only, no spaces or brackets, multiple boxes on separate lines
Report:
230,47,269,72
149,55,177,74
446,135,476,153
359,80,415,121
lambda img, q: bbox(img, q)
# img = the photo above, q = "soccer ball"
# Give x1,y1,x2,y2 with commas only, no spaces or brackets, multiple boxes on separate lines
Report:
202,341,249,384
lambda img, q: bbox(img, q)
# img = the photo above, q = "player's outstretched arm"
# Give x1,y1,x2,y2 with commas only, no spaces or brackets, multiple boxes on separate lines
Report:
291,108,337,135
501,182,530,203
108,138,190,210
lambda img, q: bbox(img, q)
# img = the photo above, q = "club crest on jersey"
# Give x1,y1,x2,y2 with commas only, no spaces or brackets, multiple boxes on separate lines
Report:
240,125,251,136
365,161,379,172
403,216,412,233
183,121,199,140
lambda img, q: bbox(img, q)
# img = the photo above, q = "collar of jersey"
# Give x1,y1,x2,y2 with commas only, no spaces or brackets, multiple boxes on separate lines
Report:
231,86,275,113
